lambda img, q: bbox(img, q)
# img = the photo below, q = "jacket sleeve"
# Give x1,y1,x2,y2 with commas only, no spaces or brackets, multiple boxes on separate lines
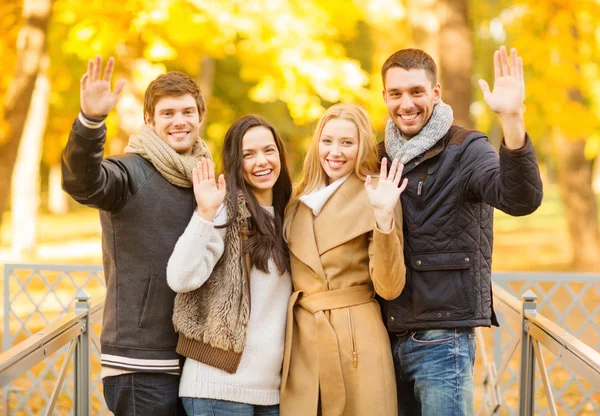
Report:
462,134,543,216
368,202,406,300
61,117,131,211
166,206,227,293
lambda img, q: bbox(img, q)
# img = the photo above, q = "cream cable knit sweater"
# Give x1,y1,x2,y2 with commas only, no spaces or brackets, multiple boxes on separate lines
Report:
167,205,292,406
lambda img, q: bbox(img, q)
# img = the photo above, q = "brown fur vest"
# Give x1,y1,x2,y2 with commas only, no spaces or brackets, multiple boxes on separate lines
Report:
172,191,251,373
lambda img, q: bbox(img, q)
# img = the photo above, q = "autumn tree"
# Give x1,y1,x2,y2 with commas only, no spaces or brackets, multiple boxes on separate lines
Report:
0,0,53,232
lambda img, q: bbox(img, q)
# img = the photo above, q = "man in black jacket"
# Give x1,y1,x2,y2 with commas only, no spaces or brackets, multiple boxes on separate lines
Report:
379,46,543,415
62,56,211,415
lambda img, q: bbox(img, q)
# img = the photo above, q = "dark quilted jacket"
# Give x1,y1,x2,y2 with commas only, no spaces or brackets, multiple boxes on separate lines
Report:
378,126,543,331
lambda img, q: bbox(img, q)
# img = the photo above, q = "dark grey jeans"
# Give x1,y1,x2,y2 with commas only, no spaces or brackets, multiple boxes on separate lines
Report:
102,373,183,416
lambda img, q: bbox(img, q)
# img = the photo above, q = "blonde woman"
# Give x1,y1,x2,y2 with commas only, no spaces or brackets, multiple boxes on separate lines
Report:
280,104,407,416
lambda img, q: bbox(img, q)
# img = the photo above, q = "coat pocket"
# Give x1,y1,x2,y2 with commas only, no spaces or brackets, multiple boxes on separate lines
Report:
410,251,474,320
138,274,157,328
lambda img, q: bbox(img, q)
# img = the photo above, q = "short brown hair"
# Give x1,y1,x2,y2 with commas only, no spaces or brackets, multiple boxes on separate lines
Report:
381,49,437,87
143,71,206,123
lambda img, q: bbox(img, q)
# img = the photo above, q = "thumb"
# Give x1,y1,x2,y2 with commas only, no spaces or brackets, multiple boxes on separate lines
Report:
217,174,226,191
478,79,491,97
364,175,372,191
113,78,126,97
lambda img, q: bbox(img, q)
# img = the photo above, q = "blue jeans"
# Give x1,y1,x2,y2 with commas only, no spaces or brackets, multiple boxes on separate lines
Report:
181,398,279,416
102,373,183,415
392,328,476,416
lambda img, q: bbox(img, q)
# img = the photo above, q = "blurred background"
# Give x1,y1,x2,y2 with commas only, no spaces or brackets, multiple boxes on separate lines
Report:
0,0,599,271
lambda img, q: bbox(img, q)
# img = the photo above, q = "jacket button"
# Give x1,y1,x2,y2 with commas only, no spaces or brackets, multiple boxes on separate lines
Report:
438,313,442,317
446,312,450,316
390,316,395,321
464,257,470,263
416,260,422,266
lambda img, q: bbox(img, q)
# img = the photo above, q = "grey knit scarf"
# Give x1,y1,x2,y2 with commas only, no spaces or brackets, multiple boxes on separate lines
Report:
125,125,212,188
384,100,453,164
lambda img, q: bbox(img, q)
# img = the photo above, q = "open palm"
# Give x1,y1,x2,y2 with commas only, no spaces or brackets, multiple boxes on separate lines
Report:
193,158,227,220
365,158,408,213
478,46,524,117
80,55,125,117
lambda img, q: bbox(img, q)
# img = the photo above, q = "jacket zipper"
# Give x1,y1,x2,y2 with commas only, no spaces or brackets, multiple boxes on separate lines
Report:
417,180,423,208
347,309,358,368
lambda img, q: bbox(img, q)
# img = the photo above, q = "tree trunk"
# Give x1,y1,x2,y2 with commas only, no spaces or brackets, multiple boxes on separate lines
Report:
553,130,600,270
48,163,68,215
0,0,53,232
11,58,50,255
438,0,473,128
198,57,215,139
406,0,439,63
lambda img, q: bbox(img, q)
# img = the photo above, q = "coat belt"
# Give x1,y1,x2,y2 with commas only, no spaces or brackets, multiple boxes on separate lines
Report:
282,284,374,416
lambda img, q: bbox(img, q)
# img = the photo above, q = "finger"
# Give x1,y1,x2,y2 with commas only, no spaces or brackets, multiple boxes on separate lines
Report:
192,168,198,186
201,158,209,181
217,174,226,191
510,48,517,77
394,163,405,186
195,161,202,183
80,73,89,90
478,79,490,97
493,50,501,79
499,46,510,77
88,59,95,82
517,56,524,83
94,55,102,81
103,57,114,81
399,178,409,194
387,158,399,181
380,157,388,179
364,175,373,191
207,159,215,181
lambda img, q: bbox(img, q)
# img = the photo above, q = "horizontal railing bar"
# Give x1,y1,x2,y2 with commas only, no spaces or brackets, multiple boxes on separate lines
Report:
5,264,103,272
0,313,85,388
492,284,522,314
526,314,600,390
90,301,104,325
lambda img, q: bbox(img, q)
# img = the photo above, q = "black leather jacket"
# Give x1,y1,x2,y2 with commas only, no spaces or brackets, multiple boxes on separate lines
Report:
379,126,543,332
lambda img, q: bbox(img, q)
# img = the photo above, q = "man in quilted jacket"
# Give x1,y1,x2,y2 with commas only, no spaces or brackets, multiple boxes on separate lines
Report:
378,46,543,415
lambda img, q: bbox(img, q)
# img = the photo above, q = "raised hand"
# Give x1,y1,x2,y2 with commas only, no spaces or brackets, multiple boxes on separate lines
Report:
365,158,408,232
80,55,126,117
193,158,227,221
478,46,524,118
478,46,526,149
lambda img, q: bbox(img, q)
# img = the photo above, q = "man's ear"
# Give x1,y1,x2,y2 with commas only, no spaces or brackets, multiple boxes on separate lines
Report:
144,112,152,125
382,88,388,103
432,83,442,104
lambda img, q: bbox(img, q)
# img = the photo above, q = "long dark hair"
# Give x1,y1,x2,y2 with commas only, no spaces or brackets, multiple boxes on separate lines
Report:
219,115,292,274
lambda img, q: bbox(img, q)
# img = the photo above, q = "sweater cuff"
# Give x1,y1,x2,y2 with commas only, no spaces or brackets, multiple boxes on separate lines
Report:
78,111,107,129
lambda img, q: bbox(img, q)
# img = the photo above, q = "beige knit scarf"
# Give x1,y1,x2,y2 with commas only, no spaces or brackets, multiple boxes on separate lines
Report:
124,125,212,188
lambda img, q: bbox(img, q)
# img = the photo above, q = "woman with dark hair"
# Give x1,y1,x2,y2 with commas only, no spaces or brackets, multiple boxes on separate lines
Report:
167,114,293,415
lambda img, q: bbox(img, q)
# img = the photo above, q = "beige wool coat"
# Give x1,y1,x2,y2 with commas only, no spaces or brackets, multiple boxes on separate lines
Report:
280,173,406,416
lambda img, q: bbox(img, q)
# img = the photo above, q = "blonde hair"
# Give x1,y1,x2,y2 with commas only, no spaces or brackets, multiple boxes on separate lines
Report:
283,103,379,243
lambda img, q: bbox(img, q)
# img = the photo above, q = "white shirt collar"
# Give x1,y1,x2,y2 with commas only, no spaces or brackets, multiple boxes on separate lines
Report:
299,173,351,216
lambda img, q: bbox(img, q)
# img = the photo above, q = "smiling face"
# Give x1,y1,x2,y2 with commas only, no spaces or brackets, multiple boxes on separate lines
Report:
144,94,201,155
242,126,281,206
318,118,359,183
383,67,441,139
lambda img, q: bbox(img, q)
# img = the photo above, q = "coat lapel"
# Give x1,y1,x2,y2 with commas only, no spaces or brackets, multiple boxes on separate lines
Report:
288,202,327,278
314,174,374,255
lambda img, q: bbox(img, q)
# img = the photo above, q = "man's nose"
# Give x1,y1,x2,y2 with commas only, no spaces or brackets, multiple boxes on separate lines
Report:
400,95,413,110
173,112,185,125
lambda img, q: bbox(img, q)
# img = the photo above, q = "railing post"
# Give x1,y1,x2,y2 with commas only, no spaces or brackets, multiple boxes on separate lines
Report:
74,290,91,416
519,290,538,416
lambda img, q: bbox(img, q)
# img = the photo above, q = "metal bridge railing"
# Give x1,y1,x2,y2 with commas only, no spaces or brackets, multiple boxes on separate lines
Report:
0,291,103,415
477,281,600,415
